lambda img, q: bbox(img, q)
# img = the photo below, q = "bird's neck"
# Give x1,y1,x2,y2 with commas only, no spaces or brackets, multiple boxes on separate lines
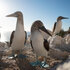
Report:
16,15,24,30
57,20,62,24
17,15,23,25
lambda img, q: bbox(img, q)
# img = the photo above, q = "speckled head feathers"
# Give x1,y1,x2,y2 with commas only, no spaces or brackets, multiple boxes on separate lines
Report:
31,20,44,33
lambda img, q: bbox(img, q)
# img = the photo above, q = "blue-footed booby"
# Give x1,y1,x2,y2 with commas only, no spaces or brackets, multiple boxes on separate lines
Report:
6,11,26,58
30,20,52,68
53,16,68,35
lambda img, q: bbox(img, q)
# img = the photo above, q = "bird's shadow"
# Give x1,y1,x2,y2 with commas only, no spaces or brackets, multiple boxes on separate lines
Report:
15,57,36,70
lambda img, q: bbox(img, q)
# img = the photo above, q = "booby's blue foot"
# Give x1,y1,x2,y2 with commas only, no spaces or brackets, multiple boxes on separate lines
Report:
30,60,41,66
7,54,15,59
40,61,49,68
17,54,27,59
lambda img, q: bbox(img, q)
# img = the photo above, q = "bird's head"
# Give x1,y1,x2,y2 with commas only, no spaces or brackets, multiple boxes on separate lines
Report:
31,20,52,36
57,16,69,21
6,11,23,18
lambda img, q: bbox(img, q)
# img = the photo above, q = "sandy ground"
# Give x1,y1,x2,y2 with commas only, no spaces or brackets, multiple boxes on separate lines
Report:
0,41,70,70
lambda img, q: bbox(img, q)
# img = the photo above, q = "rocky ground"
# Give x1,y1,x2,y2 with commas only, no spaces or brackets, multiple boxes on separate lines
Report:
0,41,70,70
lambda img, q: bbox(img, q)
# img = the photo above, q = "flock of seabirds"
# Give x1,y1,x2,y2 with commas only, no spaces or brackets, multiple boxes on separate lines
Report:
1,11,70,68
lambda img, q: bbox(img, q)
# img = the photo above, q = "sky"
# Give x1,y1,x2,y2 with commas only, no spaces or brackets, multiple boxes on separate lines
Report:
0,0,70,41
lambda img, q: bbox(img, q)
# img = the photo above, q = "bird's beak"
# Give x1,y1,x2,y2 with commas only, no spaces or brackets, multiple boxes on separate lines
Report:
39,26,52,36
6,13,17,17
62,17,69,19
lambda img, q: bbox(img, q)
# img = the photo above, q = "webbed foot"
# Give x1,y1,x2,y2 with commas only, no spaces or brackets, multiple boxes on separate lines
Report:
40,61,49,68
30,60,41,66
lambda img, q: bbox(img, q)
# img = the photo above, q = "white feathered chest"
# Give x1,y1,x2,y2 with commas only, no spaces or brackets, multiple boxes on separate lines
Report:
31,31,48,57
54,21,62,34
11,22,25,50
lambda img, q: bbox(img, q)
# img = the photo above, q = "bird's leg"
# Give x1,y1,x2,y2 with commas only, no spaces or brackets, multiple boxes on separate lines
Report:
41,57,49,68
30,55,41,66
17,49,26,59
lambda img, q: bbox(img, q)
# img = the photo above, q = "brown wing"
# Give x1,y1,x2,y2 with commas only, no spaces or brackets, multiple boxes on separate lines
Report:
53,22,56,33
10,31,15,46
30,40,34,51
44,39,49,51
24,31,27,44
